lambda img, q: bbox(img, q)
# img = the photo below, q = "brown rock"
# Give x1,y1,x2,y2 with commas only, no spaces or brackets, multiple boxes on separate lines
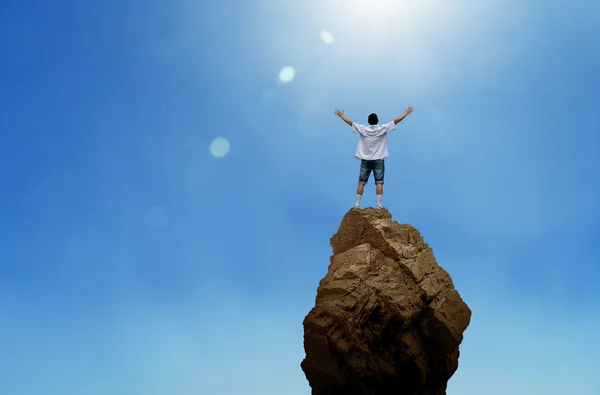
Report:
301,208,471,395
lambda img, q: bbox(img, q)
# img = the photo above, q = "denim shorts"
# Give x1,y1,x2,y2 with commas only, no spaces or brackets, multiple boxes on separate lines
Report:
358,159,385,185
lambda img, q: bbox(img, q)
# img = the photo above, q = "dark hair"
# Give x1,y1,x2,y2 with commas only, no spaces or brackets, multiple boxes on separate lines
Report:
368,113,378,125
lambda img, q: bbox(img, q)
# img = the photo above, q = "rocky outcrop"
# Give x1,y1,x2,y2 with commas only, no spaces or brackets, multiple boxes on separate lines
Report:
301,208,471,395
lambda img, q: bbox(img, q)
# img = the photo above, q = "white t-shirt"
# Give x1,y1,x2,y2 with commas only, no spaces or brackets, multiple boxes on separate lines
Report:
351,121,396,160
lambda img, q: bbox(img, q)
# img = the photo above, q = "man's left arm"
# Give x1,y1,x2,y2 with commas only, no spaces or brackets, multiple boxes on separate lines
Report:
334,108,353,127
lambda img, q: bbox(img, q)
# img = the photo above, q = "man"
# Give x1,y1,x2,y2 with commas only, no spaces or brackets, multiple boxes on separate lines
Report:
334,106,414,209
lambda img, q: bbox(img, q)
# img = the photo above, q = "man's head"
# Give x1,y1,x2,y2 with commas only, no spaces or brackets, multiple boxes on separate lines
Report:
368,113,378,125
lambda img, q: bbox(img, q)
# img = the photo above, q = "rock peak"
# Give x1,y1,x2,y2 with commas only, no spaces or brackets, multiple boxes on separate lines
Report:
301,208,471,395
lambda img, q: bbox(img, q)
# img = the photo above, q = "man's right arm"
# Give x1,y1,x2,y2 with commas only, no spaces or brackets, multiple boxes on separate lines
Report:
334,108,353,126
393,105,414,125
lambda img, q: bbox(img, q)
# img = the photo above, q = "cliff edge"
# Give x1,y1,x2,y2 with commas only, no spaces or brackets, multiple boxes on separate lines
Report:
301,208,471,395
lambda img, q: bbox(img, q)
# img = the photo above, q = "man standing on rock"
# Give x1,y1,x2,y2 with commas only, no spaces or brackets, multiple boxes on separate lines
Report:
334,106,414,209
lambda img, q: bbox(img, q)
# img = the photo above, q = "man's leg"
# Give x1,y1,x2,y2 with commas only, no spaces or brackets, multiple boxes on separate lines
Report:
373,160,385,208
354,160,371,208
356,183,365,195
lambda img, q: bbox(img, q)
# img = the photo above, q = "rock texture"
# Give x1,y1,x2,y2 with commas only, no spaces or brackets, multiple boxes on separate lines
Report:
301,208,471,395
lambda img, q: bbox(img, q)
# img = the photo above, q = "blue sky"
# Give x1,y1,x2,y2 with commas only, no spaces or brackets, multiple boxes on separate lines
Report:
1,0,599,394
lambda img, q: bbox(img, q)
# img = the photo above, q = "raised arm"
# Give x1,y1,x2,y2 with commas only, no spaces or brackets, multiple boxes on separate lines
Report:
393,105,414,125
334,108,353,127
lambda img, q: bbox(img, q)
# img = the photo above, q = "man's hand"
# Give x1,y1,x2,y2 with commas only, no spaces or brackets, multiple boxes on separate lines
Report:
334,108,353,126
394,105,414,125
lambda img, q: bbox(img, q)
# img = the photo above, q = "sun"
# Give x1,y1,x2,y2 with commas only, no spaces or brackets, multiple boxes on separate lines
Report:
318,0,428,41
345,0,400,21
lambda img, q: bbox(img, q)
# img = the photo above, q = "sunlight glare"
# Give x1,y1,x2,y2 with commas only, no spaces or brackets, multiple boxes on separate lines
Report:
314,0,439,42
278,66,296,83
320,30,335,44
209,137,230,158
344,0,398,23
